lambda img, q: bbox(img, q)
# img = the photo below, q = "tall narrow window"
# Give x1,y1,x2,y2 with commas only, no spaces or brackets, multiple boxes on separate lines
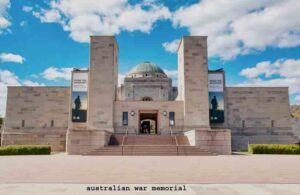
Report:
242,120,245,128
51,120,54,127
22,120,25,127
169,112,175,126
122,112,128,126
271,120,275,128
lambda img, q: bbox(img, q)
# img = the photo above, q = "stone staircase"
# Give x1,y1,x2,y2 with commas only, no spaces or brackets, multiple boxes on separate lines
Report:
85,134,215,156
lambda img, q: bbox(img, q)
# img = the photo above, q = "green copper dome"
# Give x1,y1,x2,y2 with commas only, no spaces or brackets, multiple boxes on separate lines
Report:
128,61,166,75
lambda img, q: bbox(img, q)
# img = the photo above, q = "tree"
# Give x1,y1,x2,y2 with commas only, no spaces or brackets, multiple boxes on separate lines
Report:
0,117,3,126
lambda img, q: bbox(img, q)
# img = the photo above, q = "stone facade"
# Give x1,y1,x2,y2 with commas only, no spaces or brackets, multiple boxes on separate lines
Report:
1,87,69,151
185,129,231,155
2,35,297,155
88,36,118,131
178,36,210,128
291,118,300,140
226,87,298,150
114,101,184,134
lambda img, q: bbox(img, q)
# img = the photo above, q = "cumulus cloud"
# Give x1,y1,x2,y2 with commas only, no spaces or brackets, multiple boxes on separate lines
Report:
41,66,73,81
238,59,300,100
31,0,171,43
164,69,178,86
162,39,180,53
0,53,25,63
0,69,44,117
0,0,11,33
22,6,33,13
171,0,300,59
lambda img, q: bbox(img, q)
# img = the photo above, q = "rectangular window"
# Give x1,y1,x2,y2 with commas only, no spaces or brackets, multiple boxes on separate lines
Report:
122,112,128,126
51,120,54,127
169,112,175,126
242,120,245,128
22,120,25,127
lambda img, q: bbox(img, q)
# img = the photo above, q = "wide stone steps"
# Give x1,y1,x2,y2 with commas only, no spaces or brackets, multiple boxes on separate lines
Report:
85,145,214,156
85,134,214,156
109,135,190,146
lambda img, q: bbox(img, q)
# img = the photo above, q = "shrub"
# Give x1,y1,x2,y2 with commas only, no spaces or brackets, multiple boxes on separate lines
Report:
248,144,300,154
0,145,51,155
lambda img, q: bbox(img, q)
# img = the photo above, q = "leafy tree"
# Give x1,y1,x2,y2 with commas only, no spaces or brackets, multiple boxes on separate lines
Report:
0,117,3,125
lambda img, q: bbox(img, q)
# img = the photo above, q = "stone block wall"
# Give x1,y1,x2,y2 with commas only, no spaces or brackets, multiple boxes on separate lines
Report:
88,36,118,131
291,118,300,140
66,129,112,154
184,129,231,155
178,36,210,128
5,87,70,128
226,87,298,150
1,128,66,151
2,87,70,151
114,101,184,134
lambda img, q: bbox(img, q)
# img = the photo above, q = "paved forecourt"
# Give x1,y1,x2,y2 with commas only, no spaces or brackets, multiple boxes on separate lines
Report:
0,153,300,184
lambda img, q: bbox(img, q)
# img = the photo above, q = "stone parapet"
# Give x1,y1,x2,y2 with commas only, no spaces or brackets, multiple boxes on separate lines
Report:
184,129,231,155
66,129,112,155
1,127,67,152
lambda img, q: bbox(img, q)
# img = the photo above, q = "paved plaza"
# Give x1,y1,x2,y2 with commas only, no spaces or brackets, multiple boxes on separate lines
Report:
1,153,300,184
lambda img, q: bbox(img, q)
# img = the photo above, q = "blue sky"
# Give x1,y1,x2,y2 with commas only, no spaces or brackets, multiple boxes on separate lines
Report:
0,0,300,116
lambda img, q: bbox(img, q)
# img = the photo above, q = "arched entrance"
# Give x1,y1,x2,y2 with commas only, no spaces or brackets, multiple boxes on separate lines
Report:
139,111,158,134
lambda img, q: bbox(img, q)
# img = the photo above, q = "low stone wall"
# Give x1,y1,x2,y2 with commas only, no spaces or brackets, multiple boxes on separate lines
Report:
185,129,231,155
66,129,112,155
291,118,300,141
1,128,67,152
231,127,298,151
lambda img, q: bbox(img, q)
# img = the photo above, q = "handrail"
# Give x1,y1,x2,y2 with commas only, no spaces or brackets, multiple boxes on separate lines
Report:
174,135,179,155
121,135,126,156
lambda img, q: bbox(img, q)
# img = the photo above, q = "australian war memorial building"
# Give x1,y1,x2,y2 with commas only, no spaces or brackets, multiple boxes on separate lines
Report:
1,36,298,155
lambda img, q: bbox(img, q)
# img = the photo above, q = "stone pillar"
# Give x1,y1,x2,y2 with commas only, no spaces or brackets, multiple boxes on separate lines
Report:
88,36,118,131
178,36,210,128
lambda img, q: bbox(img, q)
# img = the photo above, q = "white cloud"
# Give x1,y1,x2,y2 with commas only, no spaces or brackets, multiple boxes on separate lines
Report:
41,66,73,81
238,58,300,95
295,95,300,101
22,6,33,13
20,21,27,27
118,73,126,86
0,53,25,63
0,0,11,33
31,0,171,43
33,9,62,23
23,80,45,86
164,69,178,86
0,69,44,117
162,39,180,53
172,0,300,59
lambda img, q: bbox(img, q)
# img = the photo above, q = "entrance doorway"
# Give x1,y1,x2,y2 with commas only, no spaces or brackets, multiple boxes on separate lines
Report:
139,111,158,134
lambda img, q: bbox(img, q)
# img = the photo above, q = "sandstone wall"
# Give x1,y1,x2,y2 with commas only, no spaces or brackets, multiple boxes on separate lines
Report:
184,129,231,155
291,118,300,140
2,86,70,151
66,129,112,154
226,87,297,150
178,36,210,128
88,36,118,131
114,101,184,134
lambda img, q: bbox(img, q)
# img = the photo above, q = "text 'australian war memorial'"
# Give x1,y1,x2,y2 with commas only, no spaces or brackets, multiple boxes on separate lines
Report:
1,36,298,155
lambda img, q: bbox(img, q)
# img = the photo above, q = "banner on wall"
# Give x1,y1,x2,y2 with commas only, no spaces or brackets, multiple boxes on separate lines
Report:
208,73,224,123
72,71,88,123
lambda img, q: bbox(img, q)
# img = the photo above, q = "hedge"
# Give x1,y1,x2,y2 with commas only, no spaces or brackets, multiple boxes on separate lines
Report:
0,145,51,155
248,144,300,154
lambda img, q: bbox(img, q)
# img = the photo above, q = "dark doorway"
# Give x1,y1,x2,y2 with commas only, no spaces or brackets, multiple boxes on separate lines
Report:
139,112,157,134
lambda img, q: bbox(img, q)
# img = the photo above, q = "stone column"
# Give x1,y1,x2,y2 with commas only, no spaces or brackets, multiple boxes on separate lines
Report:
178,36,210,128
88,36,118,131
